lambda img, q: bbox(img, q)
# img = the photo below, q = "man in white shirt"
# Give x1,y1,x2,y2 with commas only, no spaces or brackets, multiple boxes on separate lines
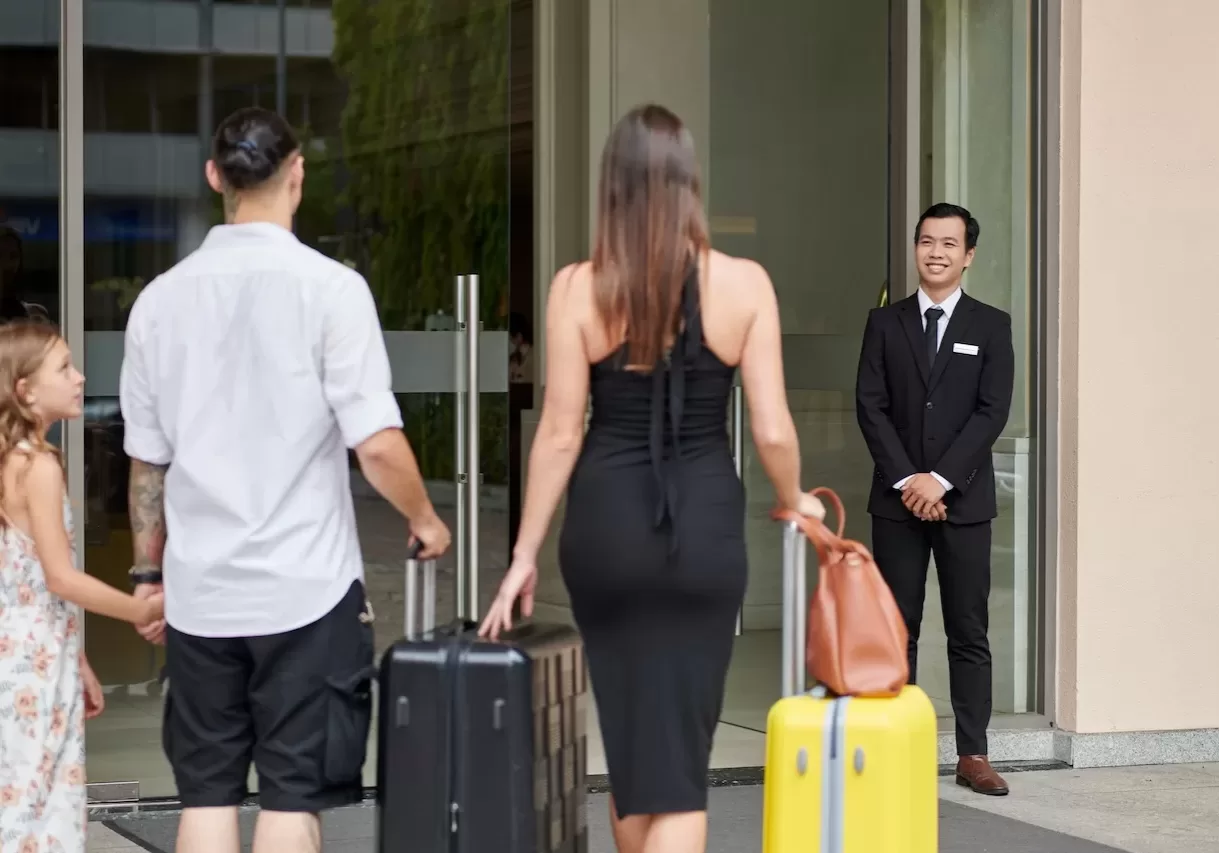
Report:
120,107,450,853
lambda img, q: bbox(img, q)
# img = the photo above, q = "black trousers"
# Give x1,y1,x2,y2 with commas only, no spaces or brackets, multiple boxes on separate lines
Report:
872,515,992,756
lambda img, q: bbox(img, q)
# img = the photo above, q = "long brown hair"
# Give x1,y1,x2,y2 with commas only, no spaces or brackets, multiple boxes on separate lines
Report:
0,321,65,521
592,104,711,369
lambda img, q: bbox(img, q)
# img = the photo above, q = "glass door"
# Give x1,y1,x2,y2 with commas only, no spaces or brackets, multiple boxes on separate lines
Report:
74,0,517,801
707,0,893,732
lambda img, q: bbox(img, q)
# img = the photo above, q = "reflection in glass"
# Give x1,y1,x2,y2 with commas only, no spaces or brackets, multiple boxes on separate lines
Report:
708,0,891,732
920,0,1036,714
80,0,517,796
0,40,61,325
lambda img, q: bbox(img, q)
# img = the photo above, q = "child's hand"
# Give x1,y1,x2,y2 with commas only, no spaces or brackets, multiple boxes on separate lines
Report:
139,592,165,631
135,584,166,645
81,658,105,720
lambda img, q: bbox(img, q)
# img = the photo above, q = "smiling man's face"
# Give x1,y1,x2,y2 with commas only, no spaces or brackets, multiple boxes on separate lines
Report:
915,215,975,291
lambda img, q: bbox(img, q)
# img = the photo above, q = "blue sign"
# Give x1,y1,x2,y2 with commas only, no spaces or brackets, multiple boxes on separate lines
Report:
1,200,178,244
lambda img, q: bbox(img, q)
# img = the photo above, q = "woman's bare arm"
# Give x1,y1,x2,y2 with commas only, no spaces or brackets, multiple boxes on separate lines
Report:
511,266,591,562
737,262,803,511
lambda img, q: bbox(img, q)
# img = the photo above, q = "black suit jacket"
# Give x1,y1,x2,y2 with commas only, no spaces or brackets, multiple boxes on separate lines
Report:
855,292,1014,525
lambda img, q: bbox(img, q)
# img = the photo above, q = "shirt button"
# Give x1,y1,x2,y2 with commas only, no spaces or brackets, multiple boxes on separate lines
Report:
925,402,934,410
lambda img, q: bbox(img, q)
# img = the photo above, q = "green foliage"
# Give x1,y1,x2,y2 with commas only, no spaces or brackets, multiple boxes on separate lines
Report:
329,0,511,331
314,0,512,483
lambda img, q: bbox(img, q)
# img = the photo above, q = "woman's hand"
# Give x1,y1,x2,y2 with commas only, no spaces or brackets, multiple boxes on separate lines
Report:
81,657,105,720
797,492,827,521
478,554,539,640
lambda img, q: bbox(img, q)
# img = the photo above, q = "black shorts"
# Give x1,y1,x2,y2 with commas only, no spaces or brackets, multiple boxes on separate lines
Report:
163,579,375,813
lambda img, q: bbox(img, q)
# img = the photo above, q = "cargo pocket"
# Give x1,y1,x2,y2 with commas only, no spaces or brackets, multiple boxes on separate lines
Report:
323,663,376,786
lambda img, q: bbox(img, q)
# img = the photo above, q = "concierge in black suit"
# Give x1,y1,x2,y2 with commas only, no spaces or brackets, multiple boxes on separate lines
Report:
855,289,1014,757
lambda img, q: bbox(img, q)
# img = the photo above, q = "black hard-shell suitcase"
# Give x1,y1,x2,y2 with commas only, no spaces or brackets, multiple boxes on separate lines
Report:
376,546,590,853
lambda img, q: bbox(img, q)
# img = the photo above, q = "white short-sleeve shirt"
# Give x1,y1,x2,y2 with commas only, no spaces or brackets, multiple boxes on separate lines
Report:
119,222,403,638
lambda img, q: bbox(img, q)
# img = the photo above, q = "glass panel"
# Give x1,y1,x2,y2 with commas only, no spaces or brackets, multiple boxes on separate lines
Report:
0,40,61,325
80,0,515,797
920,0,1035,715
710,0,892,732
0,21,65,519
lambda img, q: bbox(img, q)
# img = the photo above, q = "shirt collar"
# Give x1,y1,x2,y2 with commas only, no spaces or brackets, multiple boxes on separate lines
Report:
200,221,300,251
917,285,963,320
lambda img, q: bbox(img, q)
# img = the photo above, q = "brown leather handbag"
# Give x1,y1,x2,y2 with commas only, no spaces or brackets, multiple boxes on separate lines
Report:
774,487,910,698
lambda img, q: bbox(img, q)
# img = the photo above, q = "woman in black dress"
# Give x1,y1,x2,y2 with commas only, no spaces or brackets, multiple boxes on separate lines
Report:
480,105,823,853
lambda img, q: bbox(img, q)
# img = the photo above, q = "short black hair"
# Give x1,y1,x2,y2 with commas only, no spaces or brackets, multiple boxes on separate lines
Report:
915,203,980,251
211,107,300,191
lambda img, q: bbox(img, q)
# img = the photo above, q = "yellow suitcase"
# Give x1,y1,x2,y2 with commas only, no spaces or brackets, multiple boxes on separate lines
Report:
762,521,938,853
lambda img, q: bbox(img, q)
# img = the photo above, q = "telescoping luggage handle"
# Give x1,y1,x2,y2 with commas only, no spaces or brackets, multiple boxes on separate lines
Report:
404,540,438,640
780,519,808,699
774,487,847,699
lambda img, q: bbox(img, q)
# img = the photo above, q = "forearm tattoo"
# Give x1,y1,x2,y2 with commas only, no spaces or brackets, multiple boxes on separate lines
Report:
129,459,168,570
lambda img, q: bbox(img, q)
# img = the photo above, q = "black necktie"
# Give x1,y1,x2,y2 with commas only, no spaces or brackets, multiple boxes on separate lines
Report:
924,306,944,368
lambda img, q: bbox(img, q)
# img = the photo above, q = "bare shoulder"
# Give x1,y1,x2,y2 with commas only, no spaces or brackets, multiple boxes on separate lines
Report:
547,261,597,325
704,250,775,314
5,447,63,508
21,449,63,487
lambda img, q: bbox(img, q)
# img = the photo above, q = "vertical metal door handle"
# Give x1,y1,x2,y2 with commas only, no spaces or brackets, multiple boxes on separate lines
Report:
465,274,481,621
731,384,744,478
455,276,468,620
731,385,744,636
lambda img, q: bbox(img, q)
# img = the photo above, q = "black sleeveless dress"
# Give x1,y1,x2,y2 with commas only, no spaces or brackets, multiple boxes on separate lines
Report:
558,270,748,817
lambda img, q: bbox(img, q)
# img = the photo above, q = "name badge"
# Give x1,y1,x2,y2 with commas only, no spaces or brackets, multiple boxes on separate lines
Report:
953,343,980,356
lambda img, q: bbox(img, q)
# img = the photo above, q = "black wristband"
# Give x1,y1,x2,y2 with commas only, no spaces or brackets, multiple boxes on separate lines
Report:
129,569,163,588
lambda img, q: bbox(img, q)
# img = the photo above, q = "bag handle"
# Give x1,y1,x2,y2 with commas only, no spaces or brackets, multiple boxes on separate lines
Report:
771,488,844,698
772,487,874,567
771,487,880,698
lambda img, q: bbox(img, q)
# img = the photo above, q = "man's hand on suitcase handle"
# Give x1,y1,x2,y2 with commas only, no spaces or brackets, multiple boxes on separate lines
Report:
408,510,452,560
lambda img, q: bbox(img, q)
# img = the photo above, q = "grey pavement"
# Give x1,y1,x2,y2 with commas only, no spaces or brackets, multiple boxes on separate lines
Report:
91,764,1219,853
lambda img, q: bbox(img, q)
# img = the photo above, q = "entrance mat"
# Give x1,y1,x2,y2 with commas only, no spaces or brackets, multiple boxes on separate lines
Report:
104,788,1129,853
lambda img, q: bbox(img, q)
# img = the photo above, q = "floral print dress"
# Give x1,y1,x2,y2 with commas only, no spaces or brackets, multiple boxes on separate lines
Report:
0,498,85,853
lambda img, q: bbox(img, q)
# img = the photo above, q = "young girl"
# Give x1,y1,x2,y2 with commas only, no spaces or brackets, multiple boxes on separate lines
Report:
0,321,164,852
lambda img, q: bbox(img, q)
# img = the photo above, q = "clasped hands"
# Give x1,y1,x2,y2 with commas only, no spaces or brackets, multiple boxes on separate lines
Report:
902,473,947,522
134,583,167,646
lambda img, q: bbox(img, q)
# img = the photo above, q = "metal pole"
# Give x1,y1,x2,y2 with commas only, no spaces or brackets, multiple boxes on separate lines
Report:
61,0,85,567
794,532,808,695
781,521,799,698
465,275,481,620
454,277,468,620
731,385,744,636
276,0,287,116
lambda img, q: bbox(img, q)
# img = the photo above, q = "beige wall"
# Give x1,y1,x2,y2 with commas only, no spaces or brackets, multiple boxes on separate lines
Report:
1057,0,1219,733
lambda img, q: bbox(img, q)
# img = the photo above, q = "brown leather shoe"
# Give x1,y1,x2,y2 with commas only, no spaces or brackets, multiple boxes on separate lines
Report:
955,755,1009,796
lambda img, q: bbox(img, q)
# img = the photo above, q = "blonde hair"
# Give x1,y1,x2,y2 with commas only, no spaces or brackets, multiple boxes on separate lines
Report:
0,321,65,522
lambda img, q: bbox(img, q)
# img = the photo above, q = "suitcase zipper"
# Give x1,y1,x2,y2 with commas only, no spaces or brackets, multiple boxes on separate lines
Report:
447,633,466,852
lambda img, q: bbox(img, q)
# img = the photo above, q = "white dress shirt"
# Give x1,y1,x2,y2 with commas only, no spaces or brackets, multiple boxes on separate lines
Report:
120,222,403,638
893,286,961,494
